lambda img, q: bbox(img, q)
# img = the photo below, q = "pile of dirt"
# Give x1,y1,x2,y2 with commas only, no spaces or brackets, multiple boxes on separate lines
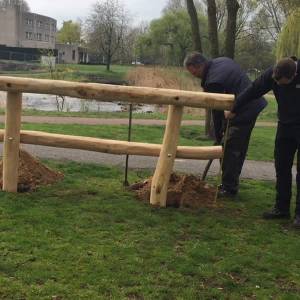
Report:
129,173,218,209
0,149,64,192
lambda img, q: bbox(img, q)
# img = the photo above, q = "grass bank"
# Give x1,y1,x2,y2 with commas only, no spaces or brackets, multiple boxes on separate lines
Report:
0,64,132,82
0,161,299,299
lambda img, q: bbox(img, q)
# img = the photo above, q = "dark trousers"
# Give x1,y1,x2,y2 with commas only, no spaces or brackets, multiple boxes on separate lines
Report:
274,124,300,214
221,121,256,192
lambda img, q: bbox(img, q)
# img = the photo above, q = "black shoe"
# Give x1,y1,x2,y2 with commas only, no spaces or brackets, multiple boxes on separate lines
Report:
262,208,291,220
293,215,300,228
217,185,237,198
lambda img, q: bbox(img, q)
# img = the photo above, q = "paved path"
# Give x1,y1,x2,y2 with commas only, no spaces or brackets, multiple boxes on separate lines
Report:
0,115,290,181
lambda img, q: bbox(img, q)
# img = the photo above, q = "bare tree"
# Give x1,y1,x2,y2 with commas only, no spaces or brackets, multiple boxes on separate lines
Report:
164,0,185,12
86,0,130,71
255,0,286,42
164,0,203,13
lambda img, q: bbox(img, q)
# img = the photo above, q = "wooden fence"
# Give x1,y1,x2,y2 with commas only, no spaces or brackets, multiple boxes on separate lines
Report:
0,76,234,207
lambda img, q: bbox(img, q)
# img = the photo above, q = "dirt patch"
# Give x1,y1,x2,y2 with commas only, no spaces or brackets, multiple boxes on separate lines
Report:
129,173,218,209
0,149,64,192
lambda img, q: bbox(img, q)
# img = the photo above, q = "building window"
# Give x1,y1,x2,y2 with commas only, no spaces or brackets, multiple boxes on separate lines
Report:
37,20,43,28
45,22,50,30
37,33,42,41
26,18,33,26
45,34,49,42
25,32,33,40
51,23,56,32
72,50,76,61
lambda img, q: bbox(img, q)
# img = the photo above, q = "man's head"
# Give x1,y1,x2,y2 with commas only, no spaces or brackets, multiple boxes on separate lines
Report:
184,52,208,79
273,57,297,85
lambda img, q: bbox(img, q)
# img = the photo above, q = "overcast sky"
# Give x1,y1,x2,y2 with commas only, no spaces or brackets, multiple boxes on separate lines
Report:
26,0,167,28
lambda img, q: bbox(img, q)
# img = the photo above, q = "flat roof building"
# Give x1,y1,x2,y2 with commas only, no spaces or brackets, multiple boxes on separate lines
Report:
0,6,57,49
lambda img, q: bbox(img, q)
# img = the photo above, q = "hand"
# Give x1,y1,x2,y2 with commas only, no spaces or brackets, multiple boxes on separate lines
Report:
224,111,236,119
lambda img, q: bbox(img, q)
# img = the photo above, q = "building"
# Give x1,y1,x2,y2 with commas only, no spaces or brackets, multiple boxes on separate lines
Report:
56,43,89,64
0,5,57,50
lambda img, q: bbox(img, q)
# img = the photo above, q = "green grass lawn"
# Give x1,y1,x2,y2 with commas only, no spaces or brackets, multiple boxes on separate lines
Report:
1,123,275,162
0,161,299,299
0,109,199,120
258,95,277,122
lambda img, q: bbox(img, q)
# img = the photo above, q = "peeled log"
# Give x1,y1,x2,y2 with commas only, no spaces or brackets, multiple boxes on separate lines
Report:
150,105,183,206
0,76,233,110
0,130,223,160
2,92,22,192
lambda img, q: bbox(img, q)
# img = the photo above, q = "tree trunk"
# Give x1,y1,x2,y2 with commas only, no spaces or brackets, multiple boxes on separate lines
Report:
186,0,211,136
206,0,219,139
224,0,240,59
207,0,219,58
106,52,111,71
204,109,215,138
186,0,203,52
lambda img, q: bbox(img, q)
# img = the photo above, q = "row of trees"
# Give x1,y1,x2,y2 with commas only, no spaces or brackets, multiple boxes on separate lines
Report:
2,0,298,71
74,0,299,71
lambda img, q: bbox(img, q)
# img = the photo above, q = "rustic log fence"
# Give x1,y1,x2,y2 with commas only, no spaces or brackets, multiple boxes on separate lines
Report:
0,76,234,207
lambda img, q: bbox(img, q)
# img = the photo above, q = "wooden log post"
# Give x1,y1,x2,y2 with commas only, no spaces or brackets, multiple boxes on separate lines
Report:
2,92,22,192
150,105,183,207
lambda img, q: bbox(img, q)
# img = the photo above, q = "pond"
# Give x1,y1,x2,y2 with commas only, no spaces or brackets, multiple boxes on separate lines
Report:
0,92,157,113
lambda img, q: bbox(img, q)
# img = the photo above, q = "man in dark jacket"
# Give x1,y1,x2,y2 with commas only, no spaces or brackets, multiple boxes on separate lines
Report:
227,57,300,227
184,52,267,197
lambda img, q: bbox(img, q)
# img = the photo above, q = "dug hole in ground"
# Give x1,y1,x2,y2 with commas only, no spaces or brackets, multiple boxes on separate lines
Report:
0,150,218,210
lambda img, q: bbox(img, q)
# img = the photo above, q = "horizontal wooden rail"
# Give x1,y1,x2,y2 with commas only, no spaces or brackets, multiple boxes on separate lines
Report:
0,130,223,160
0,76,234,110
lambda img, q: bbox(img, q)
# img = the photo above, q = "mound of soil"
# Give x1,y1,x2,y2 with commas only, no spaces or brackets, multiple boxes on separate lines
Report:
0,149,64,192
129,173,218,209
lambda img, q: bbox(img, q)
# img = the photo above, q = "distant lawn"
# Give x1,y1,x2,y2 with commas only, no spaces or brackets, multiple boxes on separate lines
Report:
0,123,277,161
0,64,132,82
0,108,200,120
0,161,299,299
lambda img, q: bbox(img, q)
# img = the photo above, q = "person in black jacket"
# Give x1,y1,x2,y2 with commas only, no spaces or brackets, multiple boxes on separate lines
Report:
184,52,267,197
227,57,300,227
